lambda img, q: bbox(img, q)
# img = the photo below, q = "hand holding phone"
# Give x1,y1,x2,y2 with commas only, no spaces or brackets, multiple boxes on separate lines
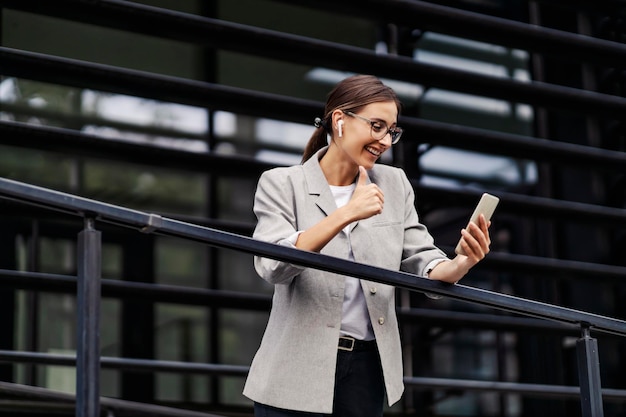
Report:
454,193,499,256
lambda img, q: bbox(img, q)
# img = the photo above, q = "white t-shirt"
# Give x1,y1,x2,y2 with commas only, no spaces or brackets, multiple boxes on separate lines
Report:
329,183,375,341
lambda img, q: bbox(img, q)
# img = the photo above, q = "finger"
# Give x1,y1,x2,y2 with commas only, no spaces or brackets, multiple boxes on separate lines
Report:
470,219,488,237
357,166,369,186
468,222,488,242
476,217,492,247
457,234,474,259
466,225,491,255
478,214,486,226
478,214,491,230
371,184,384,207
461,228,486,258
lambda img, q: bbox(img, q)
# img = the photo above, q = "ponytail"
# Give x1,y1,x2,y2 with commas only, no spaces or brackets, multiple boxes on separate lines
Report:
302,117,330,163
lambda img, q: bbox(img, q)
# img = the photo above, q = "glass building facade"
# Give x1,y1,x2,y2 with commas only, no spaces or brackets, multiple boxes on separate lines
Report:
1,1,625,416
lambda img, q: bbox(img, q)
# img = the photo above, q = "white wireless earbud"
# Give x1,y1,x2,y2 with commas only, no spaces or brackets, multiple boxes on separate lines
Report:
337,120,344,137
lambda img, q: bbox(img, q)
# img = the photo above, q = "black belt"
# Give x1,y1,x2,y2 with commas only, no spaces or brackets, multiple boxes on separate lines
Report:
338,336,377,352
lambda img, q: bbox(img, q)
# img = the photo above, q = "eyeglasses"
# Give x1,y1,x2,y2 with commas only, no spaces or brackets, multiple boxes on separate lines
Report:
345,111,403,144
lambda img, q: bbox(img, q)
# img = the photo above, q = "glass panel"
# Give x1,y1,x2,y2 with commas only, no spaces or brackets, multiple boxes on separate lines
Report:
101,243,123,397
0,145,75,190
2,10,205,79
156,237,208,288
218,310,268,405
155,304,210,403
83,161,208,215
430,330,520,416
36,237,77,393
155,236,210,402
80,90,209,147
27,238,124,397
414,33,536,188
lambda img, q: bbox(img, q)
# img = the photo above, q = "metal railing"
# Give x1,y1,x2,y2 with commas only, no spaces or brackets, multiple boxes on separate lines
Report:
1,1,625,416
1,173,626,417
0,380,225,417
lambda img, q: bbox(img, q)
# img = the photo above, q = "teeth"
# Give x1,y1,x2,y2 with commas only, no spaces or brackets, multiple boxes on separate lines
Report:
366,146,381,156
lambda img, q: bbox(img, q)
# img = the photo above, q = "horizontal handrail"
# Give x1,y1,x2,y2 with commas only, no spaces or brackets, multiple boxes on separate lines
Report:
7,265,626,339
1,176,625,337
2,227,624,286
404,377,626,401
1,351,626,402
0,351,248,377
0,381,224,417
0,268,597,336
0,269,273,311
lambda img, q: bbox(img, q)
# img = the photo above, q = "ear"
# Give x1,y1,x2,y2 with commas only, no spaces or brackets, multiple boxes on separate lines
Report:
331,109,344,138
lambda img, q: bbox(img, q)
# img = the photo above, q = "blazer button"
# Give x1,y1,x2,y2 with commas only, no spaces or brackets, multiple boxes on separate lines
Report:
378,317,385,325
370,287,377,294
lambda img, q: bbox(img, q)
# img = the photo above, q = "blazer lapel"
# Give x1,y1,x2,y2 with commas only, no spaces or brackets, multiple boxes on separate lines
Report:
350,167,373,233
303,147,337,216
302,147,376,231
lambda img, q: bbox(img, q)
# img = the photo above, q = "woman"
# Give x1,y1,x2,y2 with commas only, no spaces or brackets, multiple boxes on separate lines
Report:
243,74,491,416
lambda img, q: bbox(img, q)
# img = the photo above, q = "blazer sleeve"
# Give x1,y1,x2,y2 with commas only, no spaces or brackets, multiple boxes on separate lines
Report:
398,169,449,276
252,168,306,285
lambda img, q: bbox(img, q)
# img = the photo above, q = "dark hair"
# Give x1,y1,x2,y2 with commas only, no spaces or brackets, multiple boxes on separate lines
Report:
302,74,402,163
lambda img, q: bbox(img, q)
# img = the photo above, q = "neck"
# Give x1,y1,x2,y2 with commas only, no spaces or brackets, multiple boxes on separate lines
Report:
319,146,358,186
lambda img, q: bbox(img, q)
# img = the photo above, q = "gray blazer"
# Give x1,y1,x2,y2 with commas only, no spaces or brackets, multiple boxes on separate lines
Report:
243,147,447,413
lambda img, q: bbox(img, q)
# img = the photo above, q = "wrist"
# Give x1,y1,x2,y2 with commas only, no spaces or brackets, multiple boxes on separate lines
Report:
451,256,471,278
430,258,468,283
335,205,356,228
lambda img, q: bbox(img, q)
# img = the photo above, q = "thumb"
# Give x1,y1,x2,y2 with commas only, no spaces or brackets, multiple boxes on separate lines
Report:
357,166,369,186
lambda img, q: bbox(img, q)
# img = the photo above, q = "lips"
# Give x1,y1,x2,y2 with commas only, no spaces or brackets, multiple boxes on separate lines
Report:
365,146,382,157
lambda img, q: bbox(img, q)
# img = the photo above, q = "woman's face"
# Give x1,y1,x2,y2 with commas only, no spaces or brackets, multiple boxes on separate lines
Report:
335,101,398,170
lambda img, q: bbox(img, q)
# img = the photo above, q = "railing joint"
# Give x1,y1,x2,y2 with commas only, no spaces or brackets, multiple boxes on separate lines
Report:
581,323,595,340
84,216,96,231
140,213,163,233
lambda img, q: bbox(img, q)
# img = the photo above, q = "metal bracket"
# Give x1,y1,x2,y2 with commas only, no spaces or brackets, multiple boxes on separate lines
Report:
140,213,163,233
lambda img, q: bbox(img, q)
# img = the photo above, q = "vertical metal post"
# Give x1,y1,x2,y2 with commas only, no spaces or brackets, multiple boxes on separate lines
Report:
577,325,604,417
76,217,101,417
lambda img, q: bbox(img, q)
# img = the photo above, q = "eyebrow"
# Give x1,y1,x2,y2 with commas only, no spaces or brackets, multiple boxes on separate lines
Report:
369,116,397,126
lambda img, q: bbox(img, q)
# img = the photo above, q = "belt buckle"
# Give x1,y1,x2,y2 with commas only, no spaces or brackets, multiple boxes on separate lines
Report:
338,336,355,352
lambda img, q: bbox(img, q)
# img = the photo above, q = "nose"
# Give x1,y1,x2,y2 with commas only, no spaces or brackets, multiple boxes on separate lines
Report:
379,131,392,146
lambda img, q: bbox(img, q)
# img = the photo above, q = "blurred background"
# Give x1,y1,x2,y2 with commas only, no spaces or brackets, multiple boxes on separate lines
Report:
0,0,625,416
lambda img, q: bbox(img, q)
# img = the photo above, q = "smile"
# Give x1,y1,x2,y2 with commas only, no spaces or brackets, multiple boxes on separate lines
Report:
365,146,382,157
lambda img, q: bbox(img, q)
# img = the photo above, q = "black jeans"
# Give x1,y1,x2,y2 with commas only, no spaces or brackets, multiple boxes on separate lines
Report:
254,343,385,417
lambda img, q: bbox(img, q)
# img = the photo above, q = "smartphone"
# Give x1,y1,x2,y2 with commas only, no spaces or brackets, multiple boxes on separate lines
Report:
454,193,499,255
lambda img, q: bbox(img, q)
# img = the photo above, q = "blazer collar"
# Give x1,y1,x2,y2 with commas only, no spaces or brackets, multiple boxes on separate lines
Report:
302,147,372,225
